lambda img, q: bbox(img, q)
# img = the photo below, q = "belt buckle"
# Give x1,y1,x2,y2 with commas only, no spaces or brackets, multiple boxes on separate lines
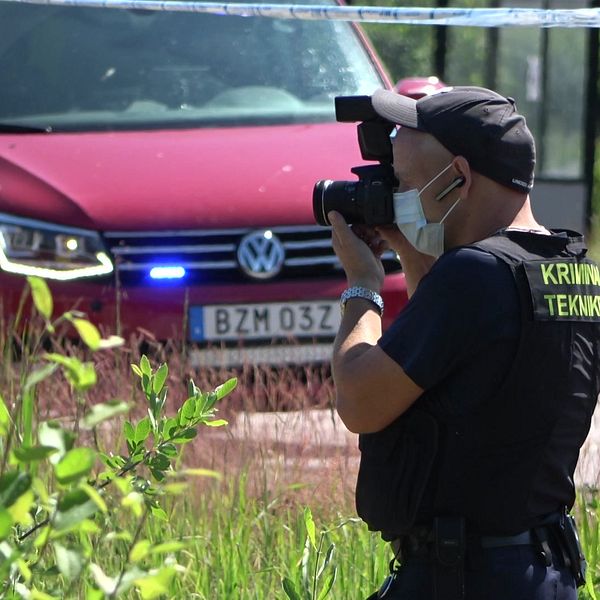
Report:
377,573,396,598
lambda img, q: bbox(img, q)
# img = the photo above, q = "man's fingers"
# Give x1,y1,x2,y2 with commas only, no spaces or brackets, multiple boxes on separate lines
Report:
328,210,347,230
328,210,353,248
376,225,407,247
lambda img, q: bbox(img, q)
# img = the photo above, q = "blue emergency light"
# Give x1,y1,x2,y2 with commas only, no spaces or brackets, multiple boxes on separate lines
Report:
149,266,186,280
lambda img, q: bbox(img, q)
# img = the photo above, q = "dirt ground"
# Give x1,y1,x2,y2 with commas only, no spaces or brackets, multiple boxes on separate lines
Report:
199,401,600,493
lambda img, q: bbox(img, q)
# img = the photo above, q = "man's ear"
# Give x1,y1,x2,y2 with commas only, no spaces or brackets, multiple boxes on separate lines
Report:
453,156,472,197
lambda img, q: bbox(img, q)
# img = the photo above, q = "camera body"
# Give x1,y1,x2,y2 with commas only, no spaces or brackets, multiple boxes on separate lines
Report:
312,96,397,226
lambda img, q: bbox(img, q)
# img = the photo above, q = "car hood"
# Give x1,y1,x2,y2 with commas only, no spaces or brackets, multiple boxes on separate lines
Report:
0,123,364,230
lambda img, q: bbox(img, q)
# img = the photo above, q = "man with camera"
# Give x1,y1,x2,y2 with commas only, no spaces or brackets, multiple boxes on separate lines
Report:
321,87,599,599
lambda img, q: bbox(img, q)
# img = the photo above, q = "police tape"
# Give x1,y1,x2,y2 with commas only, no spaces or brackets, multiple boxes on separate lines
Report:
0,0,599,28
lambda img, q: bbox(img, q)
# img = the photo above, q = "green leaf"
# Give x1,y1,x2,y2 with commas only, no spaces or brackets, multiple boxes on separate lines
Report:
98,335,124,350
316,568,337,600
73,363,97,392
149,454,170,471
54,489,97,531
43,353,74,370
31,590,59,600
140,355,152,377
163,482,188,495
282,577,302,600
13,445,58,463
32,476,50,506
105,530,133,543
156,386,167,414
44,354,97,392
54,543,83,580
147,407,157,433
153,364,168,394
135,417,151,444
149,468,165,482
38,421,76,465
158,443,177,458
0,393,10,435
99,452,124,469
90,563,142,597
304,506,317,550
8,490,34,526
122,492,144,518
89,563,118,595
130,539,151,563
79,483,108,513
28,276,53,320
204,392,218,411
124,421,135,444
0,507,13,541
187,379,198,398
101,462,119,482
176,468,222,480
169,427,197,444
150,541,186,555
131,364,143,378
150,505,168,521
178,397,196,425
0,471,32,508
24,363,59,392
55,448,96,485
316,543,335,580
86,587,105,600
204,419,228,428
80,400,131,430
33,524,50,549
16,557,32,582
585,566,598,600
21,386,35,448
141,374,151,396
70,318,101,351
134,566,176,600
214,377,237,400
163,418,178,439
116,567,146,596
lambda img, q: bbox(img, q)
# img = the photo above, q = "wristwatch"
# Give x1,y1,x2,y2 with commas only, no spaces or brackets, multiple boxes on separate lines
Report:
340,286,384,316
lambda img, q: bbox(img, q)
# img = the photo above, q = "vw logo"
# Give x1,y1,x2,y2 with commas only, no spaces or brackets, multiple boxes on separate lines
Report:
237,230,285,280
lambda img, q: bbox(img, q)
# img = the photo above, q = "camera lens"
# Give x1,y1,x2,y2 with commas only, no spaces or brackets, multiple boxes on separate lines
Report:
312,179,364,226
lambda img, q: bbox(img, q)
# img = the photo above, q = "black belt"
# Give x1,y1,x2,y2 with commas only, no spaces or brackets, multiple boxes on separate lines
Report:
481,529,538,548
392,525,552,561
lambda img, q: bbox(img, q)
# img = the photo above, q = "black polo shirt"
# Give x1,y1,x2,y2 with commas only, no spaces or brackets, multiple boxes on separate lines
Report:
379,246,520,414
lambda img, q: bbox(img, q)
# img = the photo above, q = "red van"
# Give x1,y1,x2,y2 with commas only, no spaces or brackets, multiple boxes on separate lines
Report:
0,1,407,366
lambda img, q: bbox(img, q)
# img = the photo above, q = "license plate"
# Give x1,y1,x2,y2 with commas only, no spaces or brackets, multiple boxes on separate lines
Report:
189,300,340,342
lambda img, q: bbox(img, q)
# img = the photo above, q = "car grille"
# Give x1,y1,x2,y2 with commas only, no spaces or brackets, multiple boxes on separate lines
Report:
103,225,401,285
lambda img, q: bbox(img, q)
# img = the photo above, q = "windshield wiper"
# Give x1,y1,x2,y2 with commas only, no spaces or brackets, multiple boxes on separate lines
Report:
0,123,52,133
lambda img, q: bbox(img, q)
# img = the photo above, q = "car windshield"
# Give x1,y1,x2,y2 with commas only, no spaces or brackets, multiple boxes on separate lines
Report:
0,0,385,132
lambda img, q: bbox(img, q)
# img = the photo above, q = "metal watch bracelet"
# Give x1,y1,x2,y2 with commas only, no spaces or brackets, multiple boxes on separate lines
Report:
340,286,384,316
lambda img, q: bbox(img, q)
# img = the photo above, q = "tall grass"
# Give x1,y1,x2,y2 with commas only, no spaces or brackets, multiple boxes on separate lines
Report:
123,475,390,599
1,308,599,598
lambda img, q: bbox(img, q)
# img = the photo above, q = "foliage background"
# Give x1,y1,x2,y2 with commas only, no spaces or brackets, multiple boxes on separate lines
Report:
348,0,599,257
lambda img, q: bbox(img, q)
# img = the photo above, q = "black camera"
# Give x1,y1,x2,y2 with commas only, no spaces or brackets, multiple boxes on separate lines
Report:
312,95,398,226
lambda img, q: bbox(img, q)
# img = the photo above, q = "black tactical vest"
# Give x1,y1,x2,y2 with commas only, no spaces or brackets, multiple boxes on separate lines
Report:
356,230,600,540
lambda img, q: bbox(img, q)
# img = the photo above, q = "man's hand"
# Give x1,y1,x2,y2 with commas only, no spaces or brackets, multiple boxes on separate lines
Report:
329,211,386,292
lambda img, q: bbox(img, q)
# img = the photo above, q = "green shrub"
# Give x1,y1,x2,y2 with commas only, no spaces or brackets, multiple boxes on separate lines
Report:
0,276,235,599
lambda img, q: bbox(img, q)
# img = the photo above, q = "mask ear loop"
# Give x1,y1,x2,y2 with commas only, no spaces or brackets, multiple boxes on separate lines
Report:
440,196,462,224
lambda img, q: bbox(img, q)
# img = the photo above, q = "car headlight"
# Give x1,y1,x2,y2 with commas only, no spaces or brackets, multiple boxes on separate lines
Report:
0,212,113,281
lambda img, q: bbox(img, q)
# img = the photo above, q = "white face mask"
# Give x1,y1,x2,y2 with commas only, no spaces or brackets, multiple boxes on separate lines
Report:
393,163,462,258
